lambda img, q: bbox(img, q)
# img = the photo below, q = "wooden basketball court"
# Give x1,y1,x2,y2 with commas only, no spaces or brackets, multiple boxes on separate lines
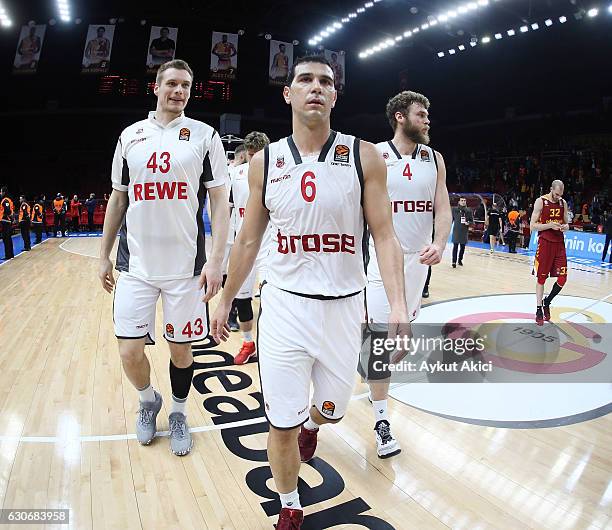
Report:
0,237,610,529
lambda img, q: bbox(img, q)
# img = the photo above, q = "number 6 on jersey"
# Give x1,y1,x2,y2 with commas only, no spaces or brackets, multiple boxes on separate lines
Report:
301,171,316,202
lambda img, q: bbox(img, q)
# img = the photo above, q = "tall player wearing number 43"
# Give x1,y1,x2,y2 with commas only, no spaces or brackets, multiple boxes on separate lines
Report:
98,59,230,456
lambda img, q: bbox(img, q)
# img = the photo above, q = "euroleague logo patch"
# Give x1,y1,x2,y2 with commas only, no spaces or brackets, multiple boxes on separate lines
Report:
165,323,175,338
334,144,350,163
420,149,431,162
321,400,336,416
179,128,191,141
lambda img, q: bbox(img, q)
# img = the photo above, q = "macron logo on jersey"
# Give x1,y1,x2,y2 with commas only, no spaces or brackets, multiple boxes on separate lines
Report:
133,181,189,201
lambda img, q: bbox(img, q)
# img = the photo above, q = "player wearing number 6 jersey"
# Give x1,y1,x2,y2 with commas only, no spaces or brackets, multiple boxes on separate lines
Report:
530,180,569,325
210,56,409,530
364,91,451,458
98,59,230,456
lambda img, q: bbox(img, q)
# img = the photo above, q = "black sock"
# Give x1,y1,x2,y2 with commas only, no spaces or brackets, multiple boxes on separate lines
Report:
544,282,562,305
169,360,194,400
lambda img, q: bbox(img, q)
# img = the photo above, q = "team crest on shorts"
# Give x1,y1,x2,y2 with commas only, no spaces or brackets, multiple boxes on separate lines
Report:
179,128,191,141
165,323,175,338
321,401,336,416
276,156,285,168
334,144,350,163
420,149,431,162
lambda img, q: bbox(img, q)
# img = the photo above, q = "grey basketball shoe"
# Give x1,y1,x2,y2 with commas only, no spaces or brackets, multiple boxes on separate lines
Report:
169,412,193,456
135,391,162,445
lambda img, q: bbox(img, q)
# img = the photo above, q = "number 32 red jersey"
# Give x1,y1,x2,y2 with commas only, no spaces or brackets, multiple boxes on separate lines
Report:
538,195,565,243
263,130,366,297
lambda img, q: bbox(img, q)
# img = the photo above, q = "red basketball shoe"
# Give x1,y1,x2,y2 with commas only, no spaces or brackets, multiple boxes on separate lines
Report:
234,341,256,365
274,508,303,529
298,425,318,462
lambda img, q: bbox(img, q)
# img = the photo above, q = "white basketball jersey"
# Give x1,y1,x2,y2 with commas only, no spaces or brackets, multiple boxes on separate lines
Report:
111,112,227,281
229,162,249,235
374,141,437,253
264,131,366,296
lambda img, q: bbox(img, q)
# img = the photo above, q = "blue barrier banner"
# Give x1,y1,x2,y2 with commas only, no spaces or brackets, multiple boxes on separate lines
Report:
529,230,607,260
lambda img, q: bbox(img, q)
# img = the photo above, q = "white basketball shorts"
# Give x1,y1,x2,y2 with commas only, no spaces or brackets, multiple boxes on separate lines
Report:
113,273,209,344
366,248,429,328
257,283,364,429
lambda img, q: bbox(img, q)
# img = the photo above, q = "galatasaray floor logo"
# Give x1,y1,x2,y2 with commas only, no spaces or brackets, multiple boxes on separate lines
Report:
389,294,612,428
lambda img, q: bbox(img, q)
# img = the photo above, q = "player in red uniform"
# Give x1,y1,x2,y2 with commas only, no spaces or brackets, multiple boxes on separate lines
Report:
530,180,569,325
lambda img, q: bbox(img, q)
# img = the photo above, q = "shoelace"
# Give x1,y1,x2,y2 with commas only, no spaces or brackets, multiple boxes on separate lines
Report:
170,418,186,438
377,422,393,444
138,407,155,425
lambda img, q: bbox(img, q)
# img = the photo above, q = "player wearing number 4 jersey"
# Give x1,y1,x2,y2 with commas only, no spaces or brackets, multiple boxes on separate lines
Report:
364,91,451,458
98,60,230,456
210,56,409,529
530,180,569,326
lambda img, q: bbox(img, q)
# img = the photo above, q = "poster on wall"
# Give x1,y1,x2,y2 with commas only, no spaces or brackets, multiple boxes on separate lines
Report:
81,24,115,74
13,24,46,74
146,26,178,75
324,49,345,94
210,31,238,80
268,40,293,86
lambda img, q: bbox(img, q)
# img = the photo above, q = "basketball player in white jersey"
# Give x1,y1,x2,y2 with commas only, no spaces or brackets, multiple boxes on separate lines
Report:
364,91,451,457
98,59,229,456
210,56,409,529
228,131,270,364
223,143,247,332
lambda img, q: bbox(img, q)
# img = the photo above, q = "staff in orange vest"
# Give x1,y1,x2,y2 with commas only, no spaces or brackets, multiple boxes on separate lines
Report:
18,195,31,251
53,193,67,237
0,186,14,260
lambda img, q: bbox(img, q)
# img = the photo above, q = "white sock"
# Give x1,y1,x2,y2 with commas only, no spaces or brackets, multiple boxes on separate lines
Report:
137,384,156,403
243,330,254,342
372,399,388,423
303,416,320,431
171,395,187,416
279,488,301,509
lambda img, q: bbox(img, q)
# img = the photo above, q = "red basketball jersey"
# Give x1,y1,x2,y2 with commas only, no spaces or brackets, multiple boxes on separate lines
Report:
538,195,565,242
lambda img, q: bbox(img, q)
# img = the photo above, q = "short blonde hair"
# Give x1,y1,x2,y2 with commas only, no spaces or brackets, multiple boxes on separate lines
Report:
386,90,430,131
156,59,193,84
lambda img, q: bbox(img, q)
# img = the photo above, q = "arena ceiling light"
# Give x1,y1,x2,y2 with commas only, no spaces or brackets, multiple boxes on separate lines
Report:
0,3,13,27
436,7,603,59
308,0,384,46
57,0,71,22
359,0,502,58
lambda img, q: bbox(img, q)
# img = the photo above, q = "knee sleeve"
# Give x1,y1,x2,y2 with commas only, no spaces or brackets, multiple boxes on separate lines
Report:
556,275,566,287
235,297,253,322
537,275,547,285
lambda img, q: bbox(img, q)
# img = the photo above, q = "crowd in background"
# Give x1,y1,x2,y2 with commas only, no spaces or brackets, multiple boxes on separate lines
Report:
0,187,109,260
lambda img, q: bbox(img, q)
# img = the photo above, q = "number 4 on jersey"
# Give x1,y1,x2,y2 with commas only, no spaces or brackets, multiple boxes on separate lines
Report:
403,163,412,180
